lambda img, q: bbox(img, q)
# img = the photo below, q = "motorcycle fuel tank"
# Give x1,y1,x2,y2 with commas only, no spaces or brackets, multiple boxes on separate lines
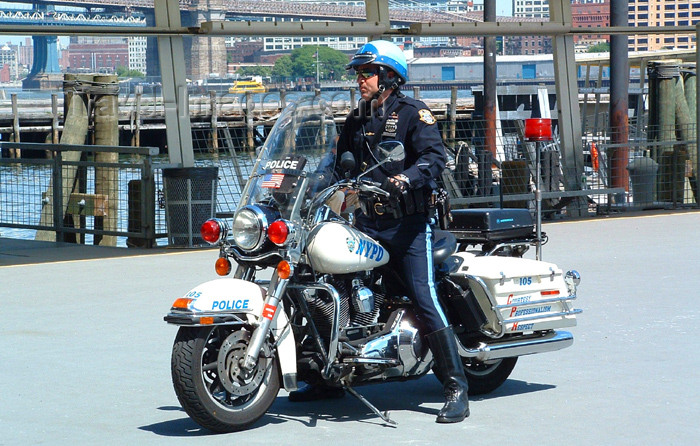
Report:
306,222,390,274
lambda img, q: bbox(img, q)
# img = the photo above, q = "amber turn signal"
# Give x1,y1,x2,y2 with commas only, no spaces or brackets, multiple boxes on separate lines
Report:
172,298,193,309
277,260,292,279
215,257,232,276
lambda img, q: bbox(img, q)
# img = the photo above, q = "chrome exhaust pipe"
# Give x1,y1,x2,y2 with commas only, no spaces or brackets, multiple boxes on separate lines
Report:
456,330,574,362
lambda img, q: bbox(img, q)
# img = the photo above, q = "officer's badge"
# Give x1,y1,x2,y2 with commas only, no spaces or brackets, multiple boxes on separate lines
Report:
418,109,436,125
384,118,398,135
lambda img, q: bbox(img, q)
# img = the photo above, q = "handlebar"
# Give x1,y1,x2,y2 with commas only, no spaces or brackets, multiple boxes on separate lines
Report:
338,178,390,198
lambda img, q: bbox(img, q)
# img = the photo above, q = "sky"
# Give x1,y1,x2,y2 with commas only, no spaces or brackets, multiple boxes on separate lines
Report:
0,0,515,46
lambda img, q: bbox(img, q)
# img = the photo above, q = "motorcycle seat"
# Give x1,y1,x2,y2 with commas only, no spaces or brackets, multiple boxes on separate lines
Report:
433,229,457,265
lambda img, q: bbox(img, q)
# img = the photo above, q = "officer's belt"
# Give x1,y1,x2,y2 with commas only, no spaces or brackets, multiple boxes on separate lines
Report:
361,188,430,220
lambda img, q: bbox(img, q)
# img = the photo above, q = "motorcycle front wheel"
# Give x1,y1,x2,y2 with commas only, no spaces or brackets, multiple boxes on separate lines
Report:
171,325,280,433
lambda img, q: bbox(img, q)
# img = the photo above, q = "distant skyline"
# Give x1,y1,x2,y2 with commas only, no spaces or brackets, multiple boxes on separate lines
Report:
0,0,515,47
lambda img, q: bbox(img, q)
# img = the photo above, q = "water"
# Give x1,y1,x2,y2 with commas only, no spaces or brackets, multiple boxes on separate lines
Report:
0,86,472,247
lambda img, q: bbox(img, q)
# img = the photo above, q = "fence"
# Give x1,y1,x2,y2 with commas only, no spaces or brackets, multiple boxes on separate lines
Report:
2,94,698,248
0,142,167,246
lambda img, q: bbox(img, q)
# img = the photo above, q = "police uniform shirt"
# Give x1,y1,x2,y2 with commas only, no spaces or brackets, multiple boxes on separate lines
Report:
337,91,446,191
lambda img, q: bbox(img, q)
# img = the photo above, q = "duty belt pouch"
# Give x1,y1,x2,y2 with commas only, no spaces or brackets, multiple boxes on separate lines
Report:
432,188,452,230
402,189,416,215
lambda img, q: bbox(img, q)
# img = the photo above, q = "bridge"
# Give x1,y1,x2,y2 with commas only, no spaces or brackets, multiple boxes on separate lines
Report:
7,0,490,87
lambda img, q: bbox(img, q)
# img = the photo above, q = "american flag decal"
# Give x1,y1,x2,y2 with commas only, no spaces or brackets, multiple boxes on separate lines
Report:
261,173,285,188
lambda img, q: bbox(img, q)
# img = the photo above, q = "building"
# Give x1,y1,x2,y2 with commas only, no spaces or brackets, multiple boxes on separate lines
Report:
505,34,552,55
0,43,18,81
17,38,33,69
408,54,555,82
572,0,610,47
128,36,147,74
628,0,697,51
513,0,550,18
66,37,129,73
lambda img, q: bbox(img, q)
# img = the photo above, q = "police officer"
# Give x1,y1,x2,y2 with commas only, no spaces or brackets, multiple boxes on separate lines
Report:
289,40,470,424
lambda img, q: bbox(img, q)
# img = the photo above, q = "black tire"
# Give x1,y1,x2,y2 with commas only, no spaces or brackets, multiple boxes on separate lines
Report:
171,326,280,433
462,357,517,395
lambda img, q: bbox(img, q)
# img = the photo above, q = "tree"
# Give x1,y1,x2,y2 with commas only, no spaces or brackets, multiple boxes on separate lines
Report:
272,56,293,81
587,42,610,53
236,65,272,78
116,65,145,78
288,46,350,81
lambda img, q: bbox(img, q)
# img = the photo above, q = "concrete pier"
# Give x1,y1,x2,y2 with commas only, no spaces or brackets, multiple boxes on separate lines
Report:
1,210,699,445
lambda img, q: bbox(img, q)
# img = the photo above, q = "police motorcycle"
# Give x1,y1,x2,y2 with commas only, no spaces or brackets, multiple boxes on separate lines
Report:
164,98,582,432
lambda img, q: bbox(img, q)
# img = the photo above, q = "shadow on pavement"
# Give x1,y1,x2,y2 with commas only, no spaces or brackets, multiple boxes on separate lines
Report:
140,375,555,436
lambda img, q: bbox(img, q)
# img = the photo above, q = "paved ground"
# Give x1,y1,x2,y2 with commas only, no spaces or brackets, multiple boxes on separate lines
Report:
1,211,699,446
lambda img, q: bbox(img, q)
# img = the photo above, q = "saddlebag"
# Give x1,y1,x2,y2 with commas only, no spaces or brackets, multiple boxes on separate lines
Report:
448,208,535,243
450,254,579,335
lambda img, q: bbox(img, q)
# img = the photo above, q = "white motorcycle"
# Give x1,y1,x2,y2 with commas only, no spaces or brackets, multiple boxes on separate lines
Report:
164,98,581,432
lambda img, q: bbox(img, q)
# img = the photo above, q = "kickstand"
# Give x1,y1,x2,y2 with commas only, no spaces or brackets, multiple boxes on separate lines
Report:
344,386,398,426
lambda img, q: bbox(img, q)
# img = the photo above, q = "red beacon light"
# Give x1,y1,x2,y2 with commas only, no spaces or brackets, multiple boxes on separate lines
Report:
524,118,553,142
200,218,226,245
267,220,291,246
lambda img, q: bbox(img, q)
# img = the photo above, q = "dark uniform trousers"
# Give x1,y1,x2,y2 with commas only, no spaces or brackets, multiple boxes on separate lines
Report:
355,212,449,334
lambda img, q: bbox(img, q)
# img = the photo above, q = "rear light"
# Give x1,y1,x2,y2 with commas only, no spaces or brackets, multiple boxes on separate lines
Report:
268,219,291,246
541,290,560,296
201,218,226,245
172,298,193,309
215,257,232,276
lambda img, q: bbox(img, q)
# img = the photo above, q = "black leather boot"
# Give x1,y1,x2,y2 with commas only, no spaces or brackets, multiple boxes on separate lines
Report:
288,383,345,403
427,326,470,423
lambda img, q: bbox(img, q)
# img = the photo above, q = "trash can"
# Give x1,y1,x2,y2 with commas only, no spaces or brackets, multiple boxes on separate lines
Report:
627,157,658,206
162,167,218,247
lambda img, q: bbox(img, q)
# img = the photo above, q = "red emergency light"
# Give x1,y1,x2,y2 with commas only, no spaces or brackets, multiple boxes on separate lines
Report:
524,118,553,142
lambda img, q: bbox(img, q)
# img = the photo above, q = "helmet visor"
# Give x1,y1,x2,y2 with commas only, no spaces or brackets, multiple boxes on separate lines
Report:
345,52,377,70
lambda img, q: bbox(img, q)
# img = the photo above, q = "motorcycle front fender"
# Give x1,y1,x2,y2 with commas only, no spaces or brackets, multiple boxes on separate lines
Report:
164,278,299,391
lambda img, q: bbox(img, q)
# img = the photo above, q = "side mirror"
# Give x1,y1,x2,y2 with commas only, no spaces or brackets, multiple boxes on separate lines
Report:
377,141,405,162
340,151,356,177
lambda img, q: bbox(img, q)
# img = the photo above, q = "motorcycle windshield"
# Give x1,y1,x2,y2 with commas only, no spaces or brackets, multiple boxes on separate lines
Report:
238,97,338,220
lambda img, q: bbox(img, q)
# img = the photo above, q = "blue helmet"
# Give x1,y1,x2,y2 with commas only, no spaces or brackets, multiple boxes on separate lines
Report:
346,40,409,88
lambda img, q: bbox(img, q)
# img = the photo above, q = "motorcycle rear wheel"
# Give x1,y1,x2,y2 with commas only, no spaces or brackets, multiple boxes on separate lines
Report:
462,357,518,395
171,326,280,433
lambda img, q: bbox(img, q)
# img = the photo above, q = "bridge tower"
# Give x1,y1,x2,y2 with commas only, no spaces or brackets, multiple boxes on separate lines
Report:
183,0,227,80
146,0,227,81
22,4,61,89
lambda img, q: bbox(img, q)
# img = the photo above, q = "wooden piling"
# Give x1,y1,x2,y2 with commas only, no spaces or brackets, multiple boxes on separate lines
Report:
36,73,91,242
131,85,142,148
93,74,120,246
413,86,420,100
10,94,19,158
245,91,254,150
209,90,218,152
279,88,287,109
449,86,458,149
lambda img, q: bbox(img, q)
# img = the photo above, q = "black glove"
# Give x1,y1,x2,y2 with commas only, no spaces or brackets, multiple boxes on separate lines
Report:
381,177,407,199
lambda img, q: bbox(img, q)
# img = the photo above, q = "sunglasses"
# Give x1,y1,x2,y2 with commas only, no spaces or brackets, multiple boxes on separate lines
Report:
356,68,379,79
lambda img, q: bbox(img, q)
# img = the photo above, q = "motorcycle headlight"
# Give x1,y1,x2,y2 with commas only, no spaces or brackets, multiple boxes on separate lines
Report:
232,206,268,251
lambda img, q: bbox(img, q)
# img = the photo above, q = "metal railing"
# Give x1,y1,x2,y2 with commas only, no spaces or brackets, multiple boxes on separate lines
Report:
0,142,166,246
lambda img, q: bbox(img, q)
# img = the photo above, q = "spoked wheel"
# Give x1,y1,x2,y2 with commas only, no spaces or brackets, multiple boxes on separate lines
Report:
462,357,518,395
171,326,280,433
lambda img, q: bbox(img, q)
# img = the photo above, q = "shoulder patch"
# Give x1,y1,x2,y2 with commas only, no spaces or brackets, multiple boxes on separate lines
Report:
418,109,436,125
